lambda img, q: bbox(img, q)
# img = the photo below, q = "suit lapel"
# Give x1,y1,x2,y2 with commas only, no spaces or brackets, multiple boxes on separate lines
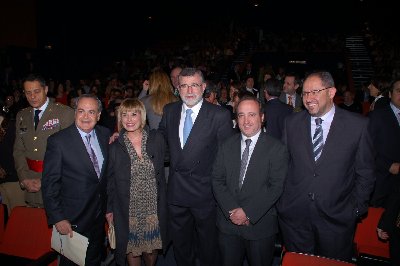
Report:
71,126,99,180
241,133,266,190
95,127,108,179
183,101,209,150
170,103,183,150
316,108,344,165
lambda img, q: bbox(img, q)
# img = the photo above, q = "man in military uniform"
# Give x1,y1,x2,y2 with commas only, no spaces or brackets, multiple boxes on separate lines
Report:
13,74,74,207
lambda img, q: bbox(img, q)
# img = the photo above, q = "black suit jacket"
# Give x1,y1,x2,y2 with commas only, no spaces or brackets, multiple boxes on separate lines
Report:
42,124,110,234
106,129,169,266
368,105,400,207
158,100,234,207
263,98,293,140
278,107,375,228
212,132,288,240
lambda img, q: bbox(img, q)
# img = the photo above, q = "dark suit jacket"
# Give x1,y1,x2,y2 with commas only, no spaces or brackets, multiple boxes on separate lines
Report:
263,98,293,140
42,124,110,234
278,107,375,228
368,105,400,207
107,129,168,266
158,100,234,207
212,132,288,240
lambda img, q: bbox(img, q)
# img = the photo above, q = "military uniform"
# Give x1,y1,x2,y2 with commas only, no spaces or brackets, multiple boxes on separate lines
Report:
13,100,74,207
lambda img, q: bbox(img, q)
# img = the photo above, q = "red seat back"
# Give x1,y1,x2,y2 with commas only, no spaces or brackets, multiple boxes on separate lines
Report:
0,206,53,260
0,204,5,243
354,207,390,258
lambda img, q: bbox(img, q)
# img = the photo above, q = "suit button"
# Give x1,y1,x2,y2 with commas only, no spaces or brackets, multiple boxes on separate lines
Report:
33,136,37,140
313,173,317,177
34,148,38,152
175,168,178,172
308,193,315,201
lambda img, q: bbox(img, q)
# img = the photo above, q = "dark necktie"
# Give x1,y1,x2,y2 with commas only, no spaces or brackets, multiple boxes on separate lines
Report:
313,118,324,161
239,139,252,189
183,109,193,146
34,110,41,130
85,134,100,177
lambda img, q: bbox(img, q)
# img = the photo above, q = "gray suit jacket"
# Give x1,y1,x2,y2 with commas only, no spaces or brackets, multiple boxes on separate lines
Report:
212,132,288,240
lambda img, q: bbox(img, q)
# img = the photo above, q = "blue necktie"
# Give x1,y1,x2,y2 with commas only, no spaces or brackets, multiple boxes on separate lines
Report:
183,109,193,146
313,118,324,161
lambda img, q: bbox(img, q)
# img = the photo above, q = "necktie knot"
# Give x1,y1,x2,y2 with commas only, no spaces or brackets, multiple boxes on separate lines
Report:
315,118,322,126
86,134,91,144
288,95,293,107
186,109,193,116
245,138,252,147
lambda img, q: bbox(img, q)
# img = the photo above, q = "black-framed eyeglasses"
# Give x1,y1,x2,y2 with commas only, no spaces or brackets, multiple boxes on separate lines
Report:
179,83,202,90
301,87,332,97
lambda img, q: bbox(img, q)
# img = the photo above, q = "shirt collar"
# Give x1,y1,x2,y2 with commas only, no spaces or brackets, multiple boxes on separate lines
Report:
182,99,203,115
34,97,49,112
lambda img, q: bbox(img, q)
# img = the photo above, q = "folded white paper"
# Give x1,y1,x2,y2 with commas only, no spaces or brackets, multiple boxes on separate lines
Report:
51,225,89,266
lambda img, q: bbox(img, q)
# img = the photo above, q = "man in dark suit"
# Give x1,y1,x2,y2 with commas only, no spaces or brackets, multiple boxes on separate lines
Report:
262,78,293,140
278,71,375,261
212,95,288,266
279,72,303,111
158,68,234,266
369,78,400,207
42,94,110,265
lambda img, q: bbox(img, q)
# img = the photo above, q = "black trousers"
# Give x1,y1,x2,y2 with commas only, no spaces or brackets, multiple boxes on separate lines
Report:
168,204,220,266
218,232,276,266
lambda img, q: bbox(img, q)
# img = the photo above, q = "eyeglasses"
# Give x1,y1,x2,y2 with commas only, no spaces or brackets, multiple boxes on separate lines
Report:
179,83,202,90
301,87,332,97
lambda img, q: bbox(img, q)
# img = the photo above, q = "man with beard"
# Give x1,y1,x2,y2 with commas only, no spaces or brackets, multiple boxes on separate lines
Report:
159,67,234,266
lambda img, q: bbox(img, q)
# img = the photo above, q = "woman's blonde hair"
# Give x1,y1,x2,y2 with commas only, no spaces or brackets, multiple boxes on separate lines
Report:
117,98,146,132
149,69,177,115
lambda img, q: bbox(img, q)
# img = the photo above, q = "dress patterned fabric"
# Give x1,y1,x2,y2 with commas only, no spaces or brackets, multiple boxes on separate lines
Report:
124,131,162,256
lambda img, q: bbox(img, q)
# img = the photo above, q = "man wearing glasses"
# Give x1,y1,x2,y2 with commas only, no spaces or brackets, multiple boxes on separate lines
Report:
278,71,375,261
159,67,234,266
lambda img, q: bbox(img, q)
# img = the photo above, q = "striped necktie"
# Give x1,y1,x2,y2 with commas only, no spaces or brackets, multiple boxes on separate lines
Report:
313,118,324,161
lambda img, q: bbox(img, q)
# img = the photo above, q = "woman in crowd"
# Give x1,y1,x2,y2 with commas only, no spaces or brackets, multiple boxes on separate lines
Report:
139,69,178,129
106,98,168,266
368,76,390,111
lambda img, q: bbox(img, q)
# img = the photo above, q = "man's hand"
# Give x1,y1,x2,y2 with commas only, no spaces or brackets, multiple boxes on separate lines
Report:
229,208,249,226
55,220,74,238
21,178,41,192
109,132,119,144
377,228,389,240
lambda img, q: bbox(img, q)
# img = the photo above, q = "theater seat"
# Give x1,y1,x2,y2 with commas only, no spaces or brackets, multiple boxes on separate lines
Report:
0,206,57,265
0,204,5,243
282,251,355,266
354,207,390,260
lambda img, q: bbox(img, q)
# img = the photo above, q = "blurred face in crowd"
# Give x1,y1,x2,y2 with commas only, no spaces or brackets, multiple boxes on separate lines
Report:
343,91,354,105
75,97,101,133
237,99,264,138
170,67,182,90
390,81,400,109
178,73,206,108
302,76,336,117
368,83,380,97
245,77,254,89
23,81,48,109
283,76,298,95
